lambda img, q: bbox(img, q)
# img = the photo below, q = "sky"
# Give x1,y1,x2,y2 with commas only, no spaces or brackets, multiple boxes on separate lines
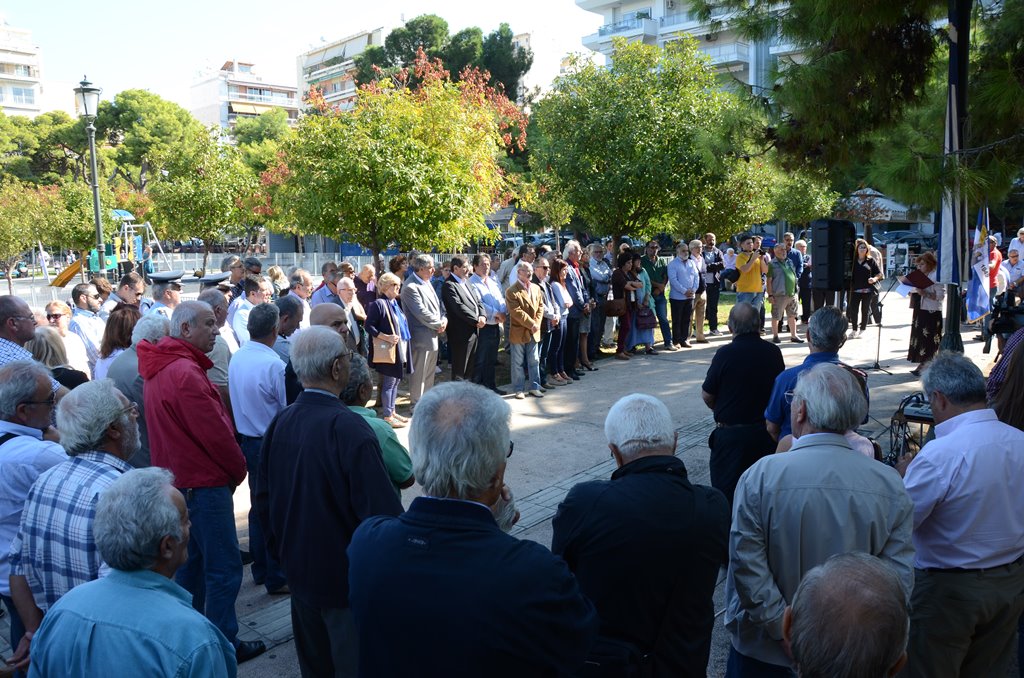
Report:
1,0,602,110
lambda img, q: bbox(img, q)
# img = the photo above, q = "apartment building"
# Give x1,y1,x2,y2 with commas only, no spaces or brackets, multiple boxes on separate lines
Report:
190,60,299,133
577,0,800,93
296,28,385,111
0,18,42,117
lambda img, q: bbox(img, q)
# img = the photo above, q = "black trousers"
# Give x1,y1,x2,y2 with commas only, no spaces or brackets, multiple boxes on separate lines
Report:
448,329,478,382
799,281,813,322
847,291,873,332
472,324,500,389
670,298,694,345
564,315,582,373
708,424,776,510
705,283,721,331
291,598,358,678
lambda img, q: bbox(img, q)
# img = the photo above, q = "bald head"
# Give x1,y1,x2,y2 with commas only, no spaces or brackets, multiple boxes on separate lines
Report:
309,303,349,336
727,302,760,336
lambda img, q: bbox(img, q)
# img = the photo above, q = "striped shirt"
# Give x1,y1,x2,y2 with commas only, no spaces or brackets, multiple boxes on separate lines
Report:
0,338,61,393
9,451,132,611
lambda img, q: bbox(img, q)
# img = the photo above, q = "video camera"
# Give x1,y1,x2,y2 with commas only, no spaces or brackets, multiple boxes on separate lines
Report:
985,293,1024,354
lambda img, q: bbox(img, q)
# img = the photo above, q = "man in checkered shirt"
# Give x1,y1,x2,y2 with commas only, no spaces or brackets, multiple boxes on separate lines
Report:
6,379,138,670
0,296,64,398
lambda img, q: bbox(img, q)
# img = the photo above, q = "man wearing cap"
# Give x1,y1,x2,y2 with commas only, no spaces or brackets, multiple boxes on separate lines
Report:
147,273,183,320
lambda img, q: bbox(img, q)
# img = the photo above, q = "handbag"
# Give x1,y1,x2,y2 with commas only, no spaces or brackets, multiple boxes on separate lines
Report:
721,268,740,284
371,303,398,365
604,298,627,317
635,306,657,330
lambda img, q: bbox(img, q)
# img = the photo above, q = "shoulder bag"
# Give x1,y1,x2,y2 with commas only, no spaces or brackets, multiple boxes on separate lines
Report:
372,302,398,365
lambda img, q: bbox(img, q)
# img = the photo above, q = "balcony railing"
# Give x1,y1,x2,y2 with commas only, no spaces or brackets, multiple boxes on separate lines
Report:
701,42,750,65
228,91,298,108
598,14,656,36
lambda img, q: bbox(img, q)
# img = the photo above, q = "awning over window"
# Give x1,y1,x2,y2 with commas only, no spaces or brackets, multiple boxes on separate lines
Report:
230,103,257,114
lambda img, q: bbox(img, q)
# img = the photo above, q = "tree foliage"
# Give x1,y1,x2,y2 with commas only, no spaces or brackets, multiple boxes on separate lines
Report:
353,15,534,101
279,52,520,269
231,108,293,173
533,39,736,242
149,128,257,269
95,89,204,192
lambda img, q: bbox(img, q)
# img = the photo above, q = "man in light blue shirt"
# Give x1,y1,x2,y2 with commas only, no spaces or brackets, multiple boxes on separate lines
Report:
899,352,1024,678
469,253,507,394
68,283,105,373
0,362,67,657
666,243,700,348
29,467,236,677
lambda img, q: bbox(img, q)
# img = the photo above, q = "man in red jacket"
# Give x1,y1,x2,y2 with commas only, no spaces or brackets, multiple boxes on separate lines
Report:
138,300,265,664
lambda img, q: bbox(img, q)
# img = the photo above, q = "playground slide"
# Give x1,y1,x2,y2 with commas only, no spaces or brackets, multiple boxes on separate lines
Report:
50,259,83,288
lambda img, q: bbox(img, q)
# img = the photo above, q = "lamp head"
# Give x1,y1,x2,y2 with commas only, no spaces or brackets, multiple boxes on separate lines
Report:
74,76,102,119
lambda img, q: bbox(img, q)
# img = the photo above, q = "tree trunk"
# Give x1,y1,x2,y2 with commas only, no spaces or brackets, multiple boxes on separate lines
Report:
202,241,211,273
5,271,12,296
864,222,874,246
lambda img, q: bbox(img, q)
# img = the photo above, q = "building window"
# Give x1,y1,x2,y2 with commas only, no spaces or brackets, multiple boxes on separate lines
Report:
12,87,34,105
14,65,31,77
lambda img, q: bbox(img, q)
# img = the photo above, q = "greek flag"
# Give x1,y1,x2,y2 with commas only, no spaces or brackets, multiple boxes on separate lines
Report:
965,206,990,323
937,83,967,286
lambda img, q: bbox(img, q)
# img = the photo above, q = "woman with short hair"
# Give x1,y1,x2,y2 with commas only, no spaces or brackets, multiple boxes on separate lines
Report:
365,272,413,428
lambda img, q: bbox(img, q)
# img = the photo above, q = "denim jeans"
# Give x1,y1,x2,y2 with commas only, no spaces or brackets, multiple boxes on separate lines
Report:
736,292,764,309
547,318,566,375
653,294,672,347
175,485,243,646
239,436,286,592
379,374,399,417
473,324,500,390
2,594,25,678
509,340,541,393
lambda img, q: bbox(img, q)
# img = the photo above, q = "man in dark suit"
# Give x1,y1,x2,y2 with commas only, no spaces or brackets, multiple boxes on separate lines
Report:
400,254,447,405
442,256,486,382
256,327,403,677
552,394,729,677
348,382,599,677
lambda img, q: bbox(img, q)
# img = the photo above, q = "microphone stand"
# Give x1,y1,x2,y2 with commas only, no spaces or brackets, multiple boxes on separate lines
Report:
861,274,902,374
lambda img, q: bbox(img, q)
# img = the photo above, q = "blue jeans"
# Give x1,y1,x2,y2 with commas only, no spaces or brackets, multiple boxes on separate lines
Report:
509,340,541,393
2,594,25,678
737,292,765,309
654,294,672,346
473,324,500,390
380,374,399,416
239,436,286,592
176,486,243,646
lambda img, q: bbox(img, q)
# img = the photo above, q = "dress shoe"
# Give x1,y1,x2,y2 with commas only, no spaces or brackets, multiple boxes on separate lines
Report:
790,336,805,343
614,352,630,360
680,341,692,348
237,640,268,664
709,329,723,336
267,584,290,595
695,338,710,344
382,415,407,429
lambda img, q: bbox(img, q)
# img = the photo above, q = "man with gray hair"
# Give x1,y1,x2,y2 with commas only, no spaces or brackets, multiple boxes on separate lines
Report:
764,305,866,442
702,302,784,507
197,288,234,413
138,300,259,663
229,303,287,595
349,382,598,676
106,312,171,468
7,379,138,670
256,326,402,677
562,240,591,380
552,393,729,676
897,352,1024,677
400,254,447,405
0,361,66,656
28,468,236,676
222,255,245,300
725,363,913,675
783,552,909,678
286,268,314,329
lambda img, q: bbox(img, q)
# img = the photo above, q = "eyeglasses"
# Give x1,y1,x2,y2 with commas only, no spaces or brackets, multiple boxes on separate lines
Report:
334,350,353,362
89,294,102,300
21,393,56,408
11,316,36,325
46,313,66,321
120,401,139,416
507,441,514,458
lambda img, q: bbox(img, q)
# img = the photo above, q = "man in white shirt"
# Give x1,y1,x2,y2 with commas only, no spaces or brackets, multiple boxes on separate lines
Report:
68,283,105,373
897,352,1024,677
228,302,287,595
1007,228,1024,259
231,277,273,346
1003,249,1024,305
469,254,507,394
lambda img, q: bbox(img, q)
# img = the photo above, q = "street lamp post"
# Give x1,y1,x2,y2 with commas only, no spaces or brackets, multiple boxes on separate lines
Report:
73,77,104,275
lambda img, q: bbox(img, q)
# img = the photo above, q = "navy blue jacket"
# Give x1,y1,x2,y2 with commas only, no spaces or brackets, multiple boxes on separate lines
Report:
256,390,403,608
348,496,599,677
552,456,729,677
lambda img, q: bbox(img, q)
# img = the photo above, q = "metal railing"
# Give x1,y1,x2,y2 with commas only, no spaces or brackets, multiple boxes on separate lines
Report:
228,92,298,107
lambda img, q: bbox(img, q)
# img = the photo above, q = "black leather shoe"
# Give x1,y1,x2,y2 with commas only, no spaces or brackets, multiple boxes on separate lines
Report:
237,640,268,664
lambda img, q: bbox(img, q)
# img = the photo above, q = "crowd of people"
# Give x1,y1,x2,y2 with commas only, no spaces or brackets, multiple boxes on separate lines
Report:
0,232,1019,677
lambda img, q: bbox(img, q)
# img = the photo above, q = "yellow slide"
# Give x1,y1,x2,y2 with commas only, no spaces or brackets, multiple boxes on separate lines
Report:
50,259,83,288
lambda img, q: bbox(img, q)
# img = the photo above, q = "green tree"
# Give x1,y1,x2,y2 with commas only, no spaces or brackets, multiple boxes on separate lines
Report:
532,39,732,243
149,128,257,270
443,27,484,79
773,170,840,226
384,14,449,66
279,53,515,271
481,24,534,102
96,89,204,192
0,179,42,293
231,108,293,173
353,45,392,86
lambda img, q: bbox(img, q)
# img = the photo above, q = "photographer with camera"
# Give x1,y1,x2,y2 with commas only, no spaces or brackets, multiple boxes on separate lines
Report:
734,235,769,312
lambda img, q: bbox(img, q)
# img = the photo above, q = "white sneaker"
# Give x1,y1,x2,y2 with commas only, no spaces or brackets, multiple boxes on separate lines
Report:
529,389,544,398
852,329,861,339
514,392,525,400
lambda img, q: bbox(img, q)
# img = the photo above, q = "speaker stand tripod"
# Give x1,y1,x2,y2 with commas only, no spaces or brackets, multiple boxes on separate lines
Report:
861,275,902,375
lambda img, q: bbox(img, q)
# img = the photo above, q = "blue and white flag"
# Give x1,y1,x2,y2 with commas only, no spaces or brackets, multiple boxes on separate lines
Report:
937,83,967,286
965,205,990,323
